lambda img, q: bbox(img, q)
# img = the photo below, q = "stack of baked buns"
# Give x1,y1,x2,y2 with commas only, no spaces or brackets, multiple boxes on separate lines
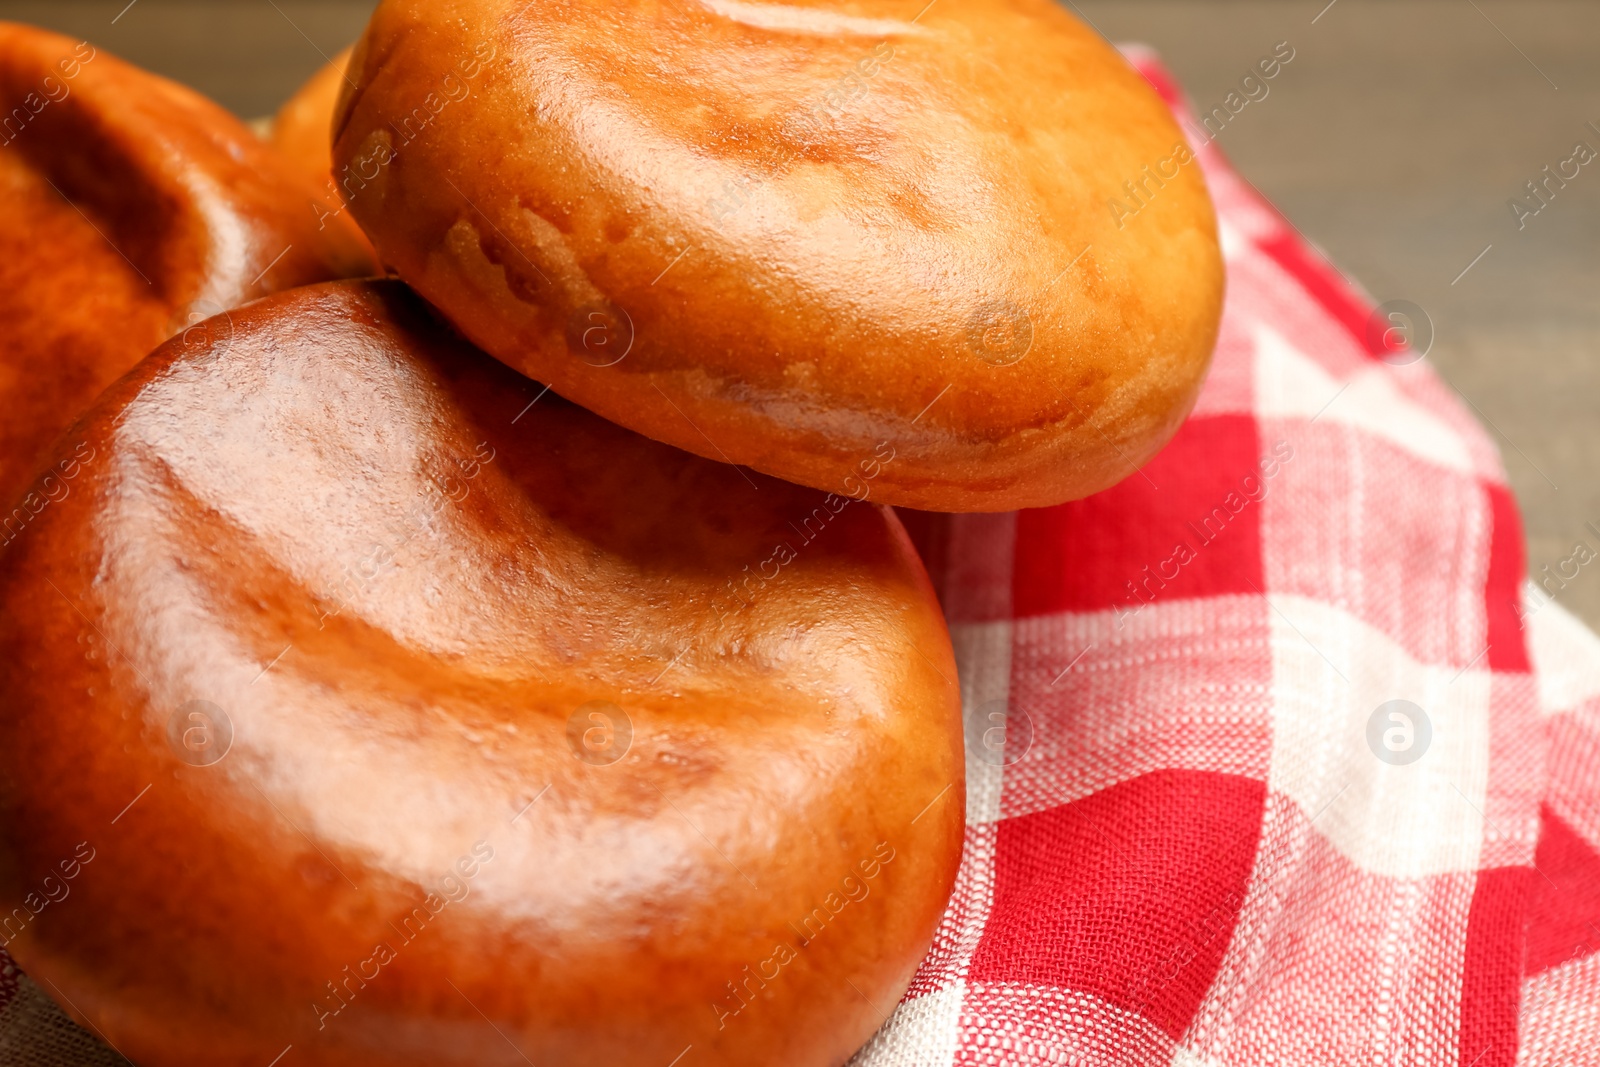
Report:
0,1,1222,1064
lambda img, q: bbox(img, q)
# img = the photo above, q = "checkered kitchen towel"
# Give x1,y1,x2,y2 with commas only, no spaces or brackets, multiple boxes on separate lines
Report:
4,50,1600,1067
856,50,1600,1067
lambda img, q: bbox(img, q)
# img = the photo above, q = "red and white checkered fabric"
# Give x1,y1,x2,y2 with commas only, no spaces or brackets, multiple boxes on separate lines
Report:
855,49,1600,1067
2,48,1598,1067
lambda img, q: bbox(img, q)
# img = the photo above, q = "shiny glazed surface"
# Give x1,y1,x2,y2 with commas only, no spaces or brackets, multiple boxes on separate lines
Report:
0,22,373,513
334,0,1223,511
0,281,965,1066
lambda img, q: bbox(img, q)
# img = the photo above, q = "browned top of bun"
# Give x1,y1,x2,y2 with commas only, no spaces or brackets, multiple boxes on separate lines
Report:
333,0,1222,511
0,280,963,1066
0,23,374,511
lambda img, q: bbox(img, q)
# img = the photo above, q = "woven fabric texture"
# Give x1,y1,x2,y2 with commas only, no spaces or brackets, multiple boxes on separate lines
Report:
2,49,1597,1067
852,48,1600,1067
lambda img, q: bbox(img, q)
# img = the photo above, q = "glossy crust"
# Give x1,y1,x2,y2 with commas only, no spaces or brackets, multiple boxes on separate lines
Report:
0,280,964,1066
333,0,1223,511
0,23,374,512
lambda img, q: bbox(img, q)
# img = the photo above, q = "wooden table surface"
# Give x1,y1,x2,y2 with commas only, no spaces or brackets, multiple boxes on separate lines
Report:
5,0,1598,628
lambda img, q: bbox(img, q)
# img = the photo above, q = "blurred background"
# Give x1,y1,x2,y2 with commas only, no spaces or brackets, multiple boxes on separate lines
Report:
3,0,1597,628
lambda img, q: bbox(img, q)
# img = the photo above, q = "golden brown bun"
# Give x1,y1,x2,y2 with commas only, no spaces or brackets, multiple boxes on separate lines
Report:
0,280,964,1066
270,46,354,200
0,23,375,512
333,0,1223,511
